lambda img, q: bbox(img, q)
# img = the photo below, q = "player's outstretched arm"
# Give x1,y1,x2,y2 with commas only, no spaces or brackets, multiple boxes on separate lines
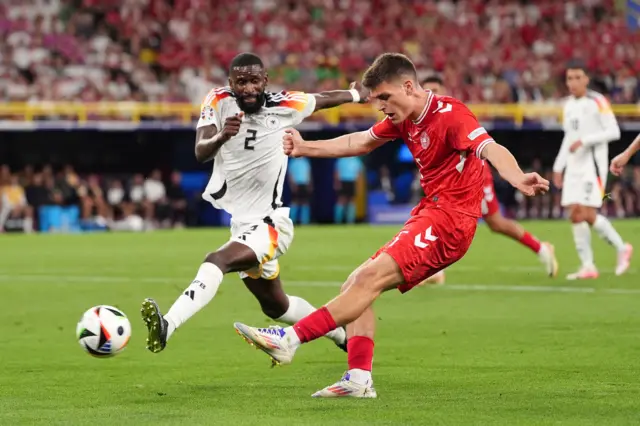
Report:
283,128,386,158
481,143,549,197
610,133,640,176
194,112,244,163
311,82,369,111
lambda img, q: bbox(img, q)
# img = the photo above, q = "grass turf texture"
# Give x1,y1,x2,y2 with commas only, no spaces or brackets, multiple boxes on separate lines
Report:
1,221,639,425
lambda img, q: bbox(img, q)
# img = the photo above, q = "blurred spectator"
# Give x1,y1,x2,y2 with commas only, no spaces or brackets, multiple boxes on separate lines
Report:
0,174,33,233
287,157,312,225
77,174,108,221
166,171,187,228
334,157,363,224
144,169,169,228
106,179,127,220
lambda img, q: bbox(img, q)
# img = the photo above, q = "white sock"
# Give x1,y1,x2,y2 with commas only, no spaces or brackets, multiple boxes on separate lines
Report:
347,368,372,386
592,214,625,252
572,222,594,268
283,326,301,347
165,263,224,340
276,295,346,345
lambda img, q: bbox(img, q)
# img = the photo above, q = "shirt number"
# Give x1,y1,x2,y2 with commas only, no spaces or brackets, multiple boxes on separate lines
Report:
455,152,467,173
244,129,257,150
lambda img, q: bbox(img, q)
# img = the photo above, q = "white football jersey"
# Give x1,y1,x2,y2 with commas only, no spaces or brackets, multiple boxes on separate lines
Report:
196,87,316,222
553,90,621,178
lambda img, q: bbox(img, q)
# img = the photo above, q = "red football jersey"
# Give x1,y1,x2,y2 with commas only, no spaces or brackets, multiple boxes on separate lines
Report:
369,93,494,217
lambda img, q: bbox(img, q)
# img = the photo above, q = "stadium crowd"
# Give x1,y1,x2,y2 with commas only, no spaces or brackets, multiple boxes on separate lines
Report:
0,164,188,232
0,0,638,106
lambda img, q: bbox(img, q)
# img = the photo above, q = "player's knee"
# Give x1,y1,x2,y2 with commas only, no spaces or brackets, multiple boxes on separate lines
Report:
203,251,232,274
349,266,383,294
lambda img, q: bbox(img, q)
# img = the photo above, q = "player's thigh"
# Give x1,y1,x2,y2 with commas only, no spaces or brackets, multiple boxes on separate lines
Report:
373,209,478,293
231,214,294,265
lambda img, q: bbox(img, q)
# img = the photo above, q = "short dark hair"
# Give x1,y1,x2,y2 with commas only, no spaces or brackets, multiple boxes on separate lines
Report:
566,59,588,74
362,53,417,89
421,75,443,86
229,53,264,74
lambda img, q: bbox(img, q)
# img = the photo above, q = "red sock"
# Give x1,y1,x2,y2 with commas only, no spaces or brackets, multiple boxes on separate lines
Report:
519,231,541,253
292,307,337,343
347,336,375,371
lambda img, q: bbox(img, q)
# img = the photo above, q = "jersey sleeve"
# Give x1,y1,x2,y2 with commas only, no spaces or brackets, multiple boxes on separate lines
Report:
581,96,621,146
196,88,230,130
447,110,495,158
368,117,403,141
282,91,317,126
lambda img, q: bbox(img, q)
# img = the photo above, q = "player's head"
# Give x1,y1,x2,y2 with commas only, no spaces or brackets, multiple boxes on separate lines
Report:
229,53,268,114
565,60,589,97
362,53,422,124
421,75,445,95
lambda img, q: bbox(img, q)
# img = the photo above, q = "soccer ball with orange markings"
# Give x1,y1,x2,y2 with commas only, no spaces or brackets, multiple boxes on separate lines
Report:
76,305,131,357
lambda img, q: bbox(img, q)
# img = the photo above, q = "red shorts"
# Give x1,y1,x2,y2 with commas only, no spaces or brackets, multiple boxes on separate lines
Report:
482,167,500,217
372,206,478,293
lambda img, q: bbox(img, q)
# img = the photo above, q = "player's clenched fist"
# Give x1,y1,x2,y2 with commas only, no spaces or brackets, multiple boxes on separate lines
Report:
219,112,244,142
349,81,369,103
516,172,550,197
610,152,630,176
283,128,305,157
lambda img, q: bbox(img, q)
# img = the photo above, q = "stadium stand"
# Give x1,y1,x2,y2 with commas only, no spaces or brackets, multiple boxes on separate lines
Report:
0,0,638,106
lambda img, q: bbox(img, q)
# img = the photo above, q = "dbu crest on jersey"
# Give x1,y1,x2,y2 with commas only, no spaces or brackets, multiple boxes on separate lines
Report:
265,116,280,129
420,132,430,149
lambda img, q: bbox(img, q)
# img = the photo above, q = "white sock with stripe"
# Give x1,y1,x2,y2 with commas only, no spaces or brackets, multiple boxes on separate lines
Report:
592,214,625,252
572,222,595,268
165,263,224,340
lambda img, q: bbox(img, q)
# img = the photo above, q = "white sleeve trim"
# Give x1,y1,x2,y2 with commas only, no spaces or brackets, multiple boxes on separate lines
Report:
475,138,495,158
368,127,383,140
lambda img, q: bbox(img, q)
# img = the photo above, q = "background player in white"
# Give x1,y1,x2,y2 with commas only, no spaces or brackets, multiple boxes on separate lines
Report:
552,61,632,280
140,53,368,353
610,133,640,176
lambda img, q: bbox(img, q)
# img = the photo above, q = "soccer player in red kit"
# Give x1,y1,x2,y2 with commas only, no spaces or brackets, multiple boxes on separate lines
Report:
418,76,558,286
233,53,549,398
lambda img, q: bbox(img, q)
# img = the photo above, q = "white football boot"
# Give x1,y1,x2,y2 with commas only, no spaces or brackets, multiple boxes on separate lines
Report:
615,243,633,276
312,372,377,398
538,242,559,278
566,265,599,280
233,323,298,366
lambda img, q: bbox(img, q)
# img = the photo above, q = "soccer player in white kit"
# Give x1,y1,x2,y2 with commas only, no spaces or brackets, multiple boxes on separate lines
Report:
140,53,368,353
552,62,632,280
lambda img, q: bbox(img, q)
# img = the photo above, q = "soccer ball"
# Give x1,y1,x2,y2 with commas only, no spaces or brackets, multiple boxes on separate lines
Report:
76,305,131,357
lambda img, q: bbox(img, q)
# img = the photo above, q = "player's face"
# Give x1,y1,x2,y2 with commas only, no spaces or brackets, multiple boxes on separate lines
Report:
566,69,589,96
422,82,443,95
229,67,268,114
368,80,415,124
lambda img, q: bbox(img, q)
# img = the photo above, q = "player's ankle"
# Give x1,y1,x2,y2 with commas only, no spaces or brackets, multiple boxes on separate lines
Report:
284,326,301,347
347,368,372,385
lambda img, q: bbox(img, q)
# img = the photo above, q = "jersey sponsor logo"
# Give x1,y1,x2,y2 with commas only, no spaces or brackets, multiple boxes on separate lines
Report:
468,127,487,140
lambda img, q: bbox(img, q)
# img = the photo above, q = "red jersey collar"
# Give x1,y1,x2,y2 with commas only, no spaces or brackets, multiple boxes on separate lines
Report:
412,90,434,125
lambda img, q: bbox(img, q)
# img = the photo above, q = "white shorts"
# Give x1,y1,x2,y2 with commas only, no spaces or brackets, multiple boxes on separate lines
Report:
561,173,606,208
229,208,294,280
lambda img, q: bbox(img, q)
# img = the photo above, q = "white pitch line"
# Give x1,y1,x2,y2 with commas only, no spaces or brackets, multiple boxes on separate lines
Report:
292,264,637,274
0,274,639,295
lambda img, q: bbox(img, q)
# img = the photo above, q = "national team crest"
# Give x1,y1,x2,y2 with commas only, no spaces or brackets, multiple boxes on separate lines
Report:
265,116,280,129
420,132,430,149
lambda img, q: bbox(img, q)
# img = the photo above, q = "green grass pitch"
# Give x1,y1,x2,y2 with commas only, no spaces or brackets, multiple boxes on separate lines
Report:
1,221,640,425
